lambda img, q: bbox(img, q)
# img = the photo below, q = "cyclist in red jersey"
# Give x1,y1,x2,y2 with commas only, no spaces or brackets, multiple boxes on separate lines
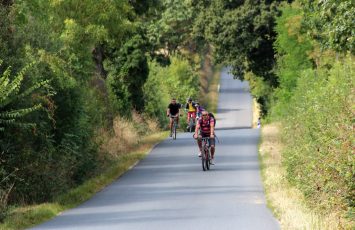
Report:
193,110,216,164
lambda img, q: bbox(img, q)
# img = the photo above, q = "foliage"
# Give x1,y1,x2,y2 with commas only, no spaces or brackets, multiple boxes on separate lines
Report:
0,0,203,220
147,0,195,56
301,0,355,54
143,56,199,125
281,56,354,216
0,61,50,220
192,0,286,115
165,55,199,101
271,5,313,117
106,35,149,114
271,3,354,222
143,61,170,124
194,0,281,83
0,63,49,131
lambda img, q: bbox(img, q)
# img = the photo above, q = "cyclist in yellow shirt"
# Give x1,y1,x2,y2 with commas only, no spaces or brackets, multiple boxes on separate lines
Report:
185,98,196,127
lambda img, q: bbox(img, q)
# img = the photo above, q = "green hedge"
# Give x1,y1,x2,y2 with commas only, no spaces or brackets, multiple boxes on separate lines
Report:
272,4,354,219
281,56,354,215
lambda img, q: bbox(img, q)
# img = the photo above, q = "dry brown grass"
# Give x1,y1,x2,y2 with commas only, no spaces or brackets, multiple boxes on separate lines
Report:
96,112,161,159
145,117,159,133
252,98,261,128
260,123,351,230
197,49,221,113
97,117,138,158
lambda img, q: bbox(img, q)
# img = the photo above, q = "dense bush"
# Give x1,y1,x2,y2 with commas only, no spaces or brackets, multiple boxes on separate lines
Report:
272,3,354,219
271,5,313,118
0,1,201,221
301,0,355,53
282,56,354,215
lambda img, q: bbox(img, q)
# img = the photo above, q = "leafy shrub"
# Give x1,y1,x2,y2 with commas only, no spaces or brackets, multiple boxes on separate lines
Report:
301,0,355,53
144,56,199,127
281,56,354,215
143,61,170,125
0,62,49,131
271,5,313,118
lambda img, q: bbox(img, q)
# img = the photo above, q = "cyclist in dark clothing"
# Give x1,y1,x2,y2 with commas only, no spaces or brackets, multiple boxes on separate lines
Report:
167,98,182,136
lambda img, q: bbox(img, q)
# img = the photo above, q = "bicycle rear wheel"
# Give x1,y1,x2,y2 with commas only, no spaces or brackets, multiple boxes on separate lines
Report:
189,118,193,132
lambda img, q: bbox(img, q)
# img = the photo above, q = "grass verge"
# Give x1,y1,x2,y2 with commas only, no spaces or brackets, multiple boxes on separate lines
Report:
259,123,351,229
0,131,168,230
252,98,261,128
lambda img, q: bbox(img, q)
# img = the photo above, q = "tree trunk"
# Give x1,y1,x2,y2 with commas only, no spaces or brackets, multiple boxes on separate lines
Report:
92,44,107,79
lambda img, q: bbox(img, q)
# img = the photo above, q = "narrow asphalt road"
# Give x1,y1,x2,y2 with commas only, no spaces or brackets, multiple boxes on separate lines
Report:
32,68,279,230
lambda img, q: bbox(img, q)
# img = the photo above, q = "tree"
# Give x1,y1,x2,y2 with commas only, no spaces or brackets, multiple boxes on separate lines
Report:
301,0,354,53
193,0,285,114
147,0,195,56
106,35,149,113
199,0,281,83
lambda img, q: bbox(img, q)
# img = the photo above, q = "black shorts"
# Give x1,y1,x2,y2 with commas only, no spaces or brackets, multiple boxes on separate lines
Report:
200,133,215,146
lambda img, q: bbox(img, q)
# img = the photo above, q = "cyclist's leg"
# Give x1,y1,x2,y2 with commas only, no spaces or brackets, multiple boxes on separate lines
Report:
197,135,203,156
187,112,191,123
192,112,196,120
209,137,215,159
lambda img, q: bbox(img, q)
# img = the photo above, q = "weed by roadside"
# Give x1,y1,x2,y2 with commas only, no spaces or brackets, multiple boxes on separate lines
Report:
259,123,352,230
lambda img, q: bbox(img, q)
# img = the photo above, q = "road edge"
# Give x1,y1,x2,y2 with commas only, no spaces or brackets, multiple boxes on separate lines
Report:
0,132,168,230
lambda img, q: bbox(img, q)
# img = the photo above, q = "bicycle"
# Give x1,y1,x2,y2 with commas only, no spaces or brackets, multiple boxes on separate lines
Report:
187,113,196,133
170,114,178,140
201,137,212,171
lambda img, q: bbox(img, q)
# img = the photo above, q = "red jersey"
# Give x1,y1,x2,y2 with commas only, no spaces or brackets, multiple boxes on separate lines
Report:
198,116,215,135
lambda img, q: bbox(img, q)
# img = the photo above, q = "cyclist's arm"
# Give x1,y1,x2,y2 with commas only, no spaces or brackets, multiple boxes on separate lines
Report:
194,121,200,137
210,120,215,137
166,108,170,116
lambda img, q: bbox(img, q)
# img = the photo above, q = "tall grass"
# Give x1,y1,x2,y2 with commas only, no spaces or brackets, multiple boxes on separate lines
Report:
98,116,139,157
260,124,352,229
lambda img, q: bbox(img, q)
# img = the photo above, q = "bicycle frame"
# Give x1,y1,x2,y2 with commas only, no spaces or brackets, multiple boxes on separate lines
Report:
170,114,178,139
201,137,211,171
187,112,196,132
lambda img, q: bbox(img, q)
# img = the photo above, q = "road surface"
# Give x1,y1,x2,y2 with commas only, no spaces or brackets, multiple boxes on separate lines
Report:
32,67,279,230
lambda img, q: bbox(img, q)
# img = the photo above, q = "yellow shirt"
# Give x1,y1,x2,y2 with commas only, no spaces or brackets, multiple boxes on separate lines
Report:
188,102,196,112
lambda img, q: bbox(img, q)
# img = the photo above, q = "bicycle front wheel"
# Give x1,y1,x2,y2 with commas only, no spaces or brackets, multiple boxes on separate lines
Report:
202,147,206,171
173,123,177,140
205,149,210,170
